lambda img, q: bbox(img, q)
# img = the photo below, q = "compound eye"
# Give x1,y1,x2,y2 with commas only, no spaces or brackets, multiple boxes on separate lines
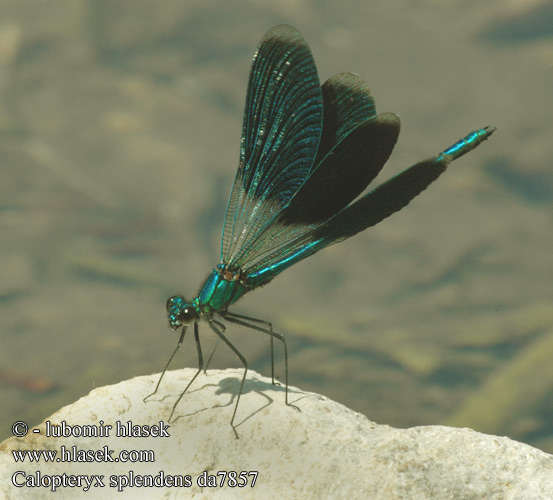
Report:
180,306,197,326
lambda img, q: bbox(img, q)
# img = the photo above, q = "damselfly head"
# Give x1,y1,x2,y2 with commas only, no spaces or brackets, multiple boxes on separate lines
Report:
166,295,199,330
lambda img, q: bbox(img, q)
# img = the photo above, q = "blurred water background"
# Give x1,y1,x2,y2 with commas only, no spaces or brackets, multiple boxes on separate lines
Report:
1,0,552,453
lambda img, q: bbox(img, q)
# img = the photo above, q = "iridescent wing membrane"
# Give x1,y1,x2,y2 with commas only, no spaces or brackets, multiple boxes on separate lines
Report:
222,25,494,288
221,26,322,273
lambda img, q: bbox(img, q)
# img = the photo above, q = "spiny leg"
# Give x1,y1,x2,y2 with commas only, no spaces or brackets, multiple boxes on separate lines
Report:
222,311,276,384
208,318,248,439
168,322,204,421
203,319,225,373
144,326,187,402
221,311,296,412
203,338,220,374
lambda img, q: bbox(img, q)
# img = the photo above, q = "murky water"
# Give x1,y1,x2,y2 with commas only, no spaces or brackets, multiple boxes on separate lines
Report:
1,0,552,453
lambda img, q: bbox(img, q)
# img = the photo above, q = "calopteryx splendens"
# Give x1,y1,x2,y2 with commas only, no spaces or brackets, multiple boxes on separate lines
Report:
145,25,495,436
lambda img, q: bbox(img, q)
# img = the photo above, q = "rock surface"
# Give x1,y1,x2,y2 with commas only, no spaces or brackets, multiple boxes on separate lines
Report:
1,368,552,499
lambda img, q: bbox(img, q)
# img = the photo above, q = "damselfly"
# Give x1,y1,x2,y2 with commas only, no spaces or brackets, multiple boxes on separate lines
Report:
145,25,495,436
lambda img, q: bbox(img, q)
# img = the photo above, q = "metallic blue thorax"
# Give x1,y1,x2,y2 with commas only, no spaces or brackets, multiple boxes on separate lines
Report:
197,266,250,313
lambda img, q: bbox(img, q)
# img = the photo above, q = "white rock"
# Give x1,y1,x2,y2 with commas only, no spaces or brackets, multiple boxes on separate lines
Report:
1,368,552,499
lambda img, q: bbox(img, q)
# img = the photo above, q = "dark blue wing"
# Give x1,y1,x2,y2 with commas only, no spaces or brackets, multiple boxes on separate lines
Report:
222,62,389,275
221,25,323,268
315,72,377,166
246,126,495,286
282,73,382,224
220,24,495,288
229,70,399,279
